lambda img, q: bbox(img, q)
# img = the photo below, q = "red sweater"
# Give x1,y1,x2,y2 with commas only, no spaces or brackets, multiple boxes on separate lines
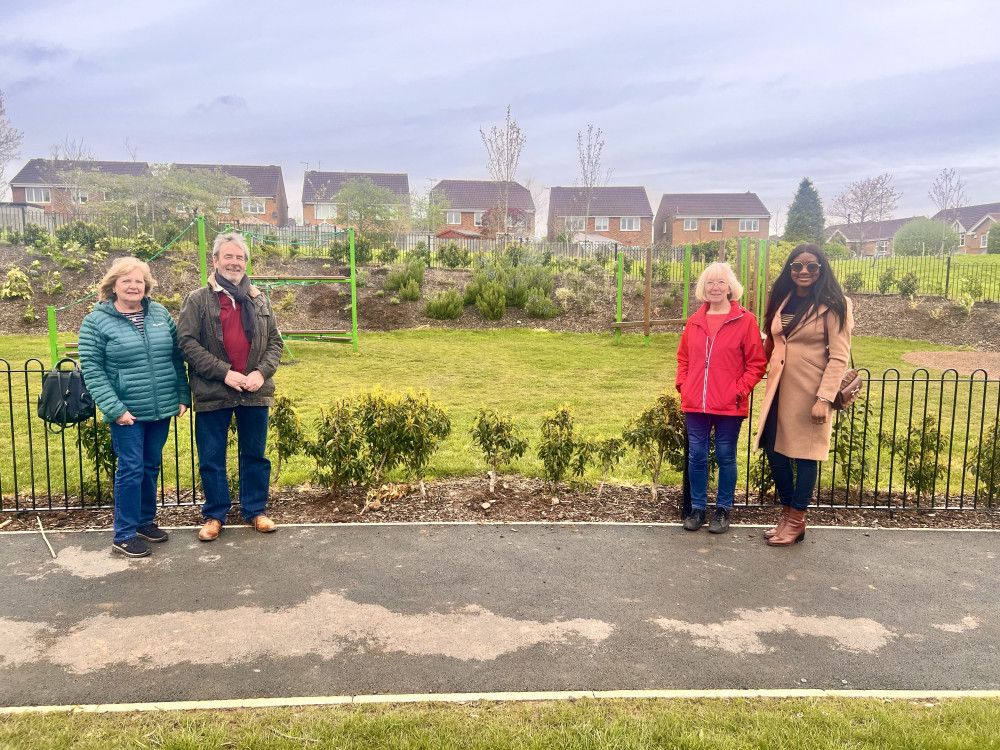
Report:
675,300,767,417
218,292,251,374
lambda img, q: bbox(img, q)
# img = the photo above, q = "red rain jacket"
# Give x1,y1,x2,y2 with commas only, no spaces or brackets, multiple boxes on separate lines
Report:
675,300,767,417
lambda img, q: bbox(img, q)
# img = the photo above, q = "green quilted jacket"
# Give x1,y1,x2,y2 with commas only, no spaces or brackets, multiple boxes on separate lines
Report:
77,299,191,423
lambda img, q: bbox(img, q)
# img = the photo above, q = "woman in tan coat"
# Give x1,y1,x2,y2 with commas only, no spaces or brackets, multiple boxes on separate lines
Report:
754,244,853,546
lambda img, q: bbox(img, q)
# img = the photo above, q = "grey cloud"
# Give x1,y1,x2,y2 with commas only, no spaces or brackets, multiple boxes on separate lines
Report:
189,95,247,115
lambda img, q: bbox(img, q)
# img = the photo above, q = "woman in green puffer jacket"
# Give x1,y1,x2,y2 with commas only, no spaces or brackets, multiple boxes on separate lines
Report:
78,257,190,559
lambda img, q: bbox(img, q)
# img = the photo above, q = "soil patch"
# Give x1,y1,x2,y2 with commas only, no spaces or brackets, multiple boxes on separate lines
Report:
900,351,1000,378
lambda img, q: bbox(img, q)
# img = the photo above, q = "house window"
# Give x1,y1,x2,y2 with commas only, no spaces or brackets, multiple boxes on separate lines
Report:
663,221,668,233
959,233,966,247
876,240,889,254
565,216,585,231
216,199,231,214
474,212,484,227
446,211,461,225
739,218,760,232
242,198,265,214
621,217,640,232
982,234,989,248
314,203,337,220
709,218,723,232
25,187,51,203
683,218,697,231
594,217,609,231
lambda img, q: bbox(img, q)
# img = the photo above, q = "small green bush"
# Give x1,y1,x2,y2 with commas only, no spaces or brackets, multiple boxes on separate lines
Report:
476,281,506,320
438,241,470,268
538,405,578,487
276,291,296,311
424,289,463,320
153,293,182,313
130,232,159,261
399,278,421,301
20,223,50,248
268,394,304,485
876,267,896,294
54,220,110,253
355,268,370,287
526,287,560,319
0,267,33,299
471,407,529,492
842,271,865,295
897,270,920,297
379,243,399,265
21,303,37,323
623,392,686,500
410,241,432,267
42,271,64,295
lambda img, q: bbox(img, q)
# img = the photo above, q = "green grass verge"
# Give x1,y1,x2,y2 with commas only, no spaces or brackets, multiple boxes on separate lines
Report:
0,331,977,500
2,698,1000,749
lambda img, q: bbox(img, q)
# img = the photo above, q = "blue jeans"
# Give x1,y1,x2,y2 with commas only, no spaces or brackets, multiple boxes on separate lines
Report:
109,418,171,544
760,388,817,511
685,412,744,511
196,406,271,524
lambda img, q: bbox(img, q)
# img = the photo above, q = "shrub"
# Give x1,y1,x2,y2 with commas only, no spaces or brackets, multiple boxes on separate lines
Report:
54,220,110,254
21,303,37,323
897,270,920,297
424,289,463,320
306,398,372,494
438,241,470,268
470,407,529,493
972,418,1000,497
822,241,851,259
0,267,33,299
960,275,985,300
76,418,115,503
267,395,304,485
153,293,182,313
623,392,686,500
842,271,865,295
831,397,874,489
384,258,425,291
538,405,578,487
554,287,575,311
876,267,896,294
130,232,159,261
476,281,506,320
353,233,373,265
463,278,483,306
42,271,64,295
396,390,451,495
526,287,560,319
410,241,432,267
379,243,399,265
276,291,296,311
399,278,421,301
882,414,949,499
354,268,370,287
21,223,50,248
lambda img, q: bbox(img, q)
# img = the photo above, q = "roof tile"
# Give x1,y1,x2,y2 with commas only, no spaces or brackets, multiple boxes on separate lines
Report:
431,180,534,213
303,171,409,203
549,186,652,217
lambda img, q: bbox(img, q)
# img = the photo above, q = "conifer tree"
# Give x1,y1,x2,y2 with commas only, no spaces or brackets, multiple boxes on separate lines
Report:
784,177,825,245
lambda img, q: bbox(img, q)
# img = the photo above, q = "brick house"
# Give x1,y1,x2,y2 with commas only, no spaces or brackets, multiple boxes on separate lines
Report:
302,171,409,227
653,192,770,245
824,216,922,257
9,158,149,214
547,186,653,244
932,202,1000,254
430,179,535,236
174,163,288,226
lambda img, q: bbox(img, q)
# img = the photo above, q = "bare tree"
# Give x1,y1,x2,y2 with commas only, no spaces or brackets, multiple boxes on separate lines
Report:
575,124,613,242
771,203,783,239
480,105,526,239
46,137,96,216
830,173,901,256
0,90,24,198
928,168,967,255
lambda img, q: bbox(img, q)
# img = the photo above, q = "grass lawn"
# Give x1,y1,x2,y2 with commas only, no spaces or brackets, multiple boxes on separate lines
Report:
0,330,975,502
2,698,1000,749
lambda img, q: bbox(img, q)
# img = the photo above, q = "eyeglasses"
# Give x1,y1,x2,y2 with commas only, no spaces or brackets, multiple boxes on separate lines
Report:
790,261,821,274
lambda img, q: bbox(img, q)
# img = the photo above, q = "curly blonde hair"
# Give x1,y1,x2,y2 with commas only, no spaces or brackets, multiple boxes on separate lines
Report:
98,257,158,302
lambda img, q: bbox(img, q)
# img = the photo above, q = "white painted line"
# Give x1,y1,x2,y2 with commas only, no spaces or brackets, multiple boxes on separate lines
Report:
4,689,1000,714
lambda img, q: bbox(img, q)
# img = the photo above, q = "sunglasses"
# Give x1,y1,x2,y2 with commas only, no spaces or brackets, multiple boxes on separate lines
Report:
790,261,821,273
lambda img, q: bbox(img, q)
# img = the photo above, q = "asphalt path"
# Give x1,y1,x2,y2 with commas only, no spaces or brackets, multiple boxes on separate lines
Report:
0,523,997,707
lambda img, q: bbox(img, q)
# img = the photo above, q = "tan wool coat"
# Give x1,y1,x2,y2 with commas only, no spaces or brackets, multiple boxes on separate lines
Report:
753,295,854,461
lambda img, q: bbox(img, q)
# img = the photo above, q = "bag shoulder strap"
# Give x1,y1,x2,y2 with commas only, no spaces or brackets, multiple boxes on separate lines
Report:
823,311,855,369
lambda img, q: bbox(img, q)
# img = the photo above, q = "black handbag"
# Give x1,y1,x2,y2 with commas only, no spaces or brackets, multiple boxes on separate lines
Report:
37,358,96,433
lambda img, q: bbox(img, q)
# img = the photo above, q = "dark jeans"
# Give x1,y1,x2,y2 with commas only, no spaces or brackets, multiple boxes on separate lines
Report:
109,418,171,544
195,406,271,524
761,388,817,511
685,412,744,511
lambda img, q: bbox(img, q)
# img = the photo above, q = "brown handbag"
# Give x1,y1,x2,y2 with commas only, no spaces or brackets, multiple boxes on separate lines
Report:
823,315,864,410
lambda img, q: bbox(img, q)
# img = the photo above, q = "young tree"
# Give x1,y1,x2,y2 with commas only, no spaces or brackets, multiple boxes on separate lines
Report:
480,105,526,239
334,176,406,238
892,218,959,256
575,124,612,240
783,178,825,245
928,168,967,255
988,223,1000,255
0,90,23,198
46,138,96,216
481,205,527,239
409,186,450,233
830,173,901,256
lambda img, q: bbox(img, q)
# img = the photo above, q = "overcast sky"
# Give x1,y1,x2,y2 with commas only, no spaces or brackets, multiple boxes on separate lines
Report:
3,0,999,234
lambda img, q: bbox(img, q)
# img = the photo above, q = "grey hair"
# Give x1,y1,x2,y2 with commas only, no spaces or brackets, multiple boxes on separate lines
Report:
212,232,250,263
695,261,744,302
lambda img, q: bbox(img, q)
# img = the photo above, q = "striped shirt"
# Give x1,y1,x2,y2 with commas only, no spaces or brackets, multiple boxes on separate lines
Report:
121,309,145,337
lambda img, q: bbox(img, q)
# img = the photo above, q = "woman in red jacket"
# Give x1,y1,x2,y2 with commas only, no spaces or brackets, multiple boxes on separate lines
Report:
676,262,767,533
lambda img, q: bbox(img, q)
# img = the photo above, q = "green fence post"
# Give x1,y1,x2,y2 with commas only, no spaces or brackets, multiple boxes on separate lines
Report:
944,255,951,299
197,215,208,287
349,227,359,352
683,244,692,319
614,251,624,343
47,305,58,366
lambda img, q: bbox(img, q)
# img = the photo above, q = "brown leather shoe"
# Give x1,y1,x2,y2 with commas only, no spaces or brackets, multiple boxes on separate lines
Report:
763,505,791,539
198,519,222,542
249,515,277,533
767,509,806,546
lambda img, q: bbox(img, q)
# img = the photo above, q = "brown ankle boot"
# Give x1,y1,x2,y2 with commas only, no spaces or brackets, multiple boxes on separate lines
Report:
767,508,806,546
763,505,790,539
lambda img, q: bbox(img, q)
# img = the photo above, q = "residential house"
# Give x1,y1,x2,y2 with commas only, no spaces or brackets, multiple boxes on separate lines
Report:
932,201,1000,254
174,163,288,226
431,179,535,236
547,186,653,244
824,217,923,257
653,192,770,245
302,171,409,227
9,158,149,214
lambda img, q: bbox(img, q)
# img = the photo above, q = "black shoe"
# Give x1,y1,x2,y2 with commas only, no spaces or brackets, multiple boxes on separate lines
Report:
708,507,731,534
136,523,169,543
112,537,151,558
683,509,706,531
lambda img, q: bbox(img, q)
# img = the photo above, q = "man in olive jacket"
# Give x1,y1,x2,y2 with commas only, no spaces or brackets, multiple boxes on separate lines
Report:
178,232,284,541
